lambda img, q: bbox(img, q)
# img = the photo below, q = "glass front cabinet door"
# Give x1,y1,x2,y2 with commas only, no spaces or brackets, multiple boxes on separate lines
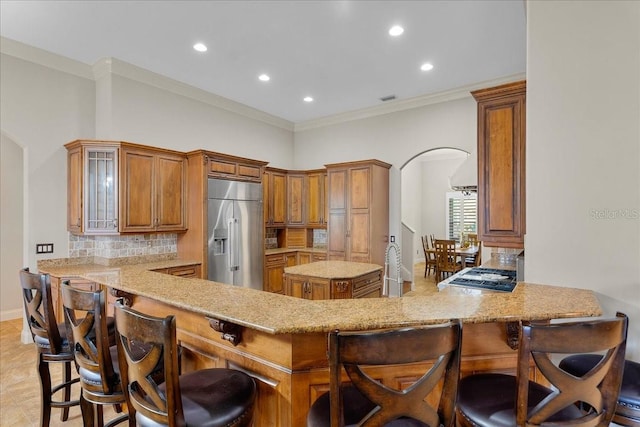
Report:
66,141,119,234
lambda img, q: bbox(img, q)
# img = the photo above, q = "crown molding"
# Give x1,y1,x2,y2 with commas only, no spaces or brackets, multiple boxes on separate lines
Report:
0,36,94,80
94,57,294,131
1,37,294,132
293,73,526,132
2,36,524,134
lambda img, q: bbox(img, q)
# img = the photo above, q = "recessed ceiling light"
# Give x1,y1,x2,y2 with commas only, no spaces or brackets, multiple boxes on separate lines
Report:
389,25,404,36
420,63,434,71
258,74,270,82
193,43,207,52
303,96,314,103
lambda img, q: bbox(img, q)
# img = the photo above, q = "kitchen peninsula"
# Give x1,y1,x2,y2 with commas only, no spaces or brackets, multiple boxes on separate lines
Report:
39,260,602,427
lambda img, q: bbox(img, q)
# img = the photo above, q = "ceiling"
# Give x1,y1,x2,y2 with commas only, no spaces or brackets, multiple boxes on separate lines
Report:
0,1,526,124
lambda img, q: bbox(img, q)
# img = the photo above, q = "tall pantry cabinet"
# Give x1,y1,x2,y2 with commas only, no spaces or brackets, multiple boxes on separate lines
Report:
326,160,391,266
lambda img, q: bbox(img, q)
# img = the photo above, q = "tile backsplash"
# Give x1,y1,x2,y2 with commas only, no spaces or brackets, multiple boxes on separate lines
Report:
69,233,177,259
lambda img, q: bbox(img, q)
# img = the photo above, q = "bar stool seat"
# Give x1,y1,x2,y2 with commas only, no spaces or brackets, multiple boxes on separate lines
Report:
61,283,132,427
19,267,81,427
114,301,256,427
307,320,462,427
560,354,640,426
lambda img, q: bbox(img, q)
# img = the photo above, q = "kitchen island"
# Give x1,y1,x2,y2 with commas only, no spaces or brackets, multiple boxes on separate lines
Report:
39,260,602,427
283,260,383,299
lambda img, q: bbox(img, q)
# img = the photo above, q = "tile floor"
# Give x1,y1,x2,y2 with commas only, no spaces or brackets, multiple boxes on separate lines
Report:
0,263,437,426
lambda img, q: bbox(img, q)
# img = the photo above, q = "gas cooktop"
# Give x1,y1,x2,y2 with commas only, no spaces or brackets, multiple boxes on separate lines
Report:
442,267,517,293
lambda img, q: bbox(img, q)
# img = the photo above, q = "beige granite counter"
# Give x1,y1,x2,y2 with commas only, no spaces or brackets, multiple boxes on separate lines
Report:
38,259,602,335
283,260,381,279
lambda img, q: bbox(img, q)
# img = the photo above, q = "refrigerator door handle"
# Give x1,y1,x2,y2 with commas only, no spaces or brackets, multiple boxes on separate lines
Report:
228,218,239,271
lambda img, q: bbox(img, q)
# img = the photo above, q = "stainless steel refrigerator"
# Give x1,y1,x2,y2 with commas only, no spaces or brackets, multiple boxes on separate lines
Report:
207,178,263,290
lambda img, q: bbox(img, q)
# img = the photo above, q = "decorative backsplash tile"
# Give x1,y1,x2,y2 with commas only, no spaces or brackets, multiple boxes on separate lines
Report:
69,233,178,259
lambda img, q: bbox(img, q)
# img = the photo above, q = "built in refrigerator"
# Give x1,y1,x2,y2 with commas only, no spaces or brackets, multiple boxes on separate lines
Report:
207,178,263,290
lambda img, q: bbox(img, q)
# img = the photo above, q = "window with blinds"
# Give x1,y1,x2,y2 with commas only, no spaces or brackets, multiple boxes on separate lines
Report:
446,192,477,242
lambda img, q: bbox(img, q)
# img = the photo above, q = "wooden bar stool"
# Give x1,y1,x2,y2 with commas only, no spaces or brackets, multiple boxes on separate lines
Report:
113,300,257,426
307,319,462,426
60,283,132,427
19,267,80,427
456,313,628,427
560,354,640,426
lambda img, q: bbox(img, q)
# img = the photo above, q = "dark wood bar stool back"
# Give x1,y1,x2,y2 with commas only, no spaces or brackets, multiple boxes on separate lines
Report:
560,354,640,426
19,267,80,427
113,301,257,427
60,283,131,427
307,319,462,427
456,312,628,427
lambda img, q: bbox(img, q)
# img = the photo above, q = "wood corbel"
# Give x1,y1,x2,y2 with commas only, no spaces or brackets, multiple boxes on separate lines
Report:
208,317,243,346
109,288,134,307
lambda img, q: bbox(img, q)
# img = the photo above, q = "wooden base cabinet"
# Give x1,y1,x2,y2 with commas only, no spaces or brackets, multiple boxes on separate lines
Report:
472,81,526,248
283,269,382,300
326,160,391,265
264,252,297,294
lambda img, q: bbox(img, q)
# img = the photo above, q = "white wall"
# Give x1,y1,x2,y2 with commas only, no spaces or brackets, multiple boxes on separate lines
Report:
0,133,24,320
527,0,640,361
107,74,295,166
0,54,95,320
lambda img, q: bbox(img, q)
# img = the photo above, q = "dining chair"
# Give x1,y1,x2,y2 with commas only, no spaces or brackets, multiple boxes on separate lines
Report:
19,267,80,427
113,300,257,427
60,283,132,427
421,235,437,277
434,239,461,282
559,354,640,426
307,319,462,427
456,312,628,427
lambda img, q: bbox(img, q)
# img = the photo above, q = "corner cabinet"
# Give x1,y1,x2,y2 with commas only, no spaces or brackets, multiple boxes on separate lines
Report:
326,160,391,265
472,81,526,248
306,170,327,227
65,140,187,235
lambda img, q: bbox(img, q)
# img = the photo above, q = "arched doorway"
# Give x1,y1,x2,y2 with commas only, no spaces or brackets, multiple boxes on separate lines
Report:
400,147,470,278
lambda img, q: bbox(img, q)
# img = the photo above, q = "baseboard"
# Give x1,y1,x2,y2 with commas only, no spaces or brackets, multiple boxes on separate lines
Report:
0,308,23,322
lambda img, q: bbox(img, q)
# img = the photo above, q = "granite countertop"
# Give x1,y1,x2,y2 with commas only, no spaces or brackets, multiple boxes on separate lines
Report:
38,259,602,336
284,260,381,279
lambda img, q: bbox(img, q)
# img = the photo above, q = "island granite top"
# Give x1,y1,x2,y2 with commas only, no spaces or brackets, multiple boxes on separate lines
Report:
38,260,602,335
284,260,382,279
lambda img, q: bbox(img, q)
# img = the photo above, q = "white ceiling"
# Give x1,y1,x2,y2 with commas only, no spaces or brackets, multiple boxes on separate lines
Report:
0,0,526,124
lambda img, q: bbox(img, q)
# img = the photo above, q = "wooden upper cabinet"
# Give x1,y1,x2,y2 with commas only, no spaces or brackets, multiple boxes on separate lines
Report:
65,140,187,235
326,160,390,265
264,168,287,226
65,140,120,234
205,152,265,183
66,144,83,234
120,145,187,233
472,80,526,248
306,170,327,227
287,173,306,226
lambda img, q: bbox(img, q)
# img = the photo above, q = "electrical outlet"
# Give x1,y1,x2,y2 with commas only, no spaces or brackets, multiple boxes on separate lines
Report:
390,235,395,243
36,243,54,254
